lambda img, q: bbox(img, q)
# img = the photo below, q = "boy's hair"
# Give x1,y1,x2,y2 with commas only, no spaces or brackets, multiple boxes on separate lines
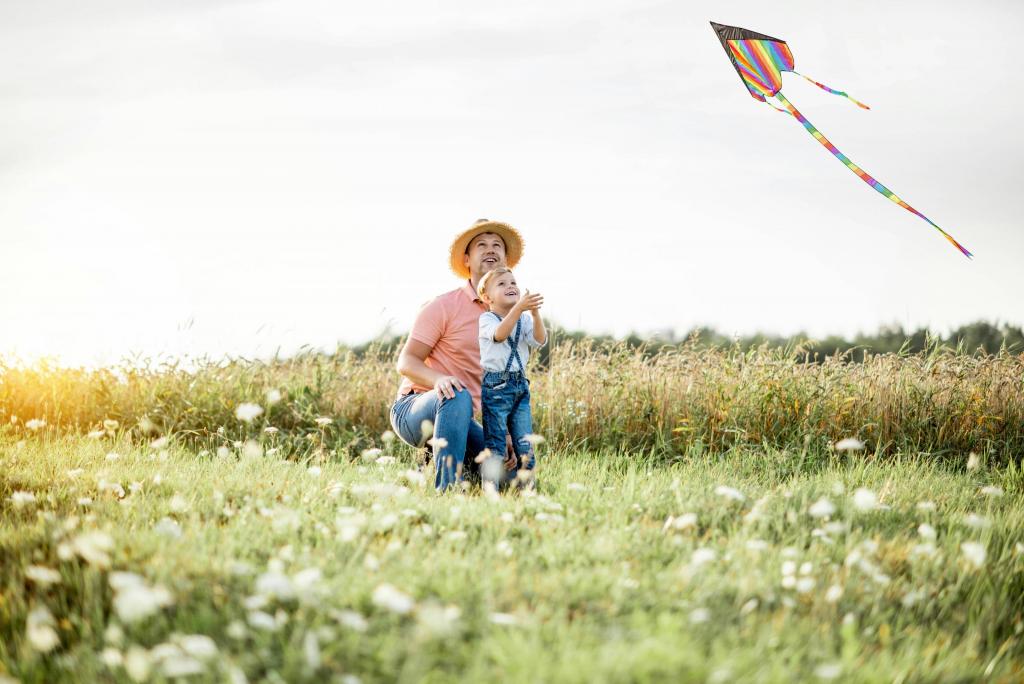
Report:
477,267,513,301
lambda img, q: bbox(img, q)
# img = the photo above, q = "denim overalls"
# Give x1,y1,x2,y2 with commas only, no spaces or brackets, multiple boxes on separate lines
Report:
481,312,536,478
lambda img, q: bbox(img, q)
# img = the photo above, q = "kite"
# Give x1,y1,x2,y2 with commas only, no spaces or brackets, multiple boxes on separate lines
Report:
710,21,972,258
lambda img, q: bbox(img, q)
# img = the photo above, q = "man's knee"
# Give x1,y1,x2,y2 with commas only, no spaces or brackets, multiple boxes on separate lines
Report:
438,388,473,415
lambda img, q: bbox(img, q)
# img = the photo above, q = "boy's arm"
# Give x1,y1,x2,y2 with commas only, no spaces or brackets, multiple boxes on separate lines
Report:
492,304,524,342
531,310,547,346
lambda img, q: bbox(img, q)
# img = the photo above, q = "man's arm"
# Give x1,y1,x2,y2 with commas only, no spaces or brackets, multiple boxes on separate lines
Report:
396,338,465,399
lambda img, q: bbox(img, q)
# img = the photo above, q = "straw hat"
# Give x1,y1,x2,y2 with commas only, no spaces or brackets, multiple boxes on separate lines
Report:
448,219,524,279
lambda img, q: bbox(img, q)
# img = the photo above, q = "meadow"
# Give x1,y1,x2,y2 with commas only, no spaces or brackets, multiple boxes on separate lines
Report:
1,342,1022,682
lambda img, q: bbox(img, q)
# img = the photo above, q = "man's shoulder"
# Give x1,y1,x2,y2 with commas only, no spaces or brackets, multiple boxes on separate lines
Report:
419,286,464,310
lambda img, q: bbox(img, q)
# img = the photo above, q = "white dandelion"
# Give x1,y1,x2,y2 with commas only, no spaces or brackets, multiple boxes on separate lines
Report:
9,491,37,508
25,606,60,653
265,388,283,405
966,452,981,470
314,416,333,427
824,584,843,603
808,498,836,518
371,583,415,615
235,403,264,423
980,485,1003,497
714,485,745,502
851,488,877,512
25,566,62,587
918,523,937,540
834,438,864,451
488,612,518,626
25,418,46,431
961,541,987,569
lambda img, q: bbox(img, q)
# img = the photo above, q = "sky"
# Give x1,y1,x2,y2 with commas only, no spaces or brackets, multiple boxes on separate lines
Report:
2,0,1022,367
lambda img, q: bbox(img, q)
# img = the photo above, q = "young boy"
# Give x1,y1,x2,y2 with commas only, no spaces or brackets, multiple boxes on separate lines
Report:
477,267,546,487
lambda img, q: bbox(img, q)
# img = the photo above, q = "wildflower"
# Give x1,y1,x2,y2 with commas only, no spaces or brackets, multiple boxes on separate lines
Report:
264,426,279,435
124,646,152,681
105,452,121,461
966,452,981,470
375,455,397,465
247,611,279,631
154,518,183,538
834,438,864,451
9,490,37,508
235,403,264,422
25,418,46,431
67,468,85,478
87,429,106,439
808,498,836,518
25,606,60,652
739,598,759,615
961,541,986,569
480,457,504,484
690,547,717,569
980,485,1003,497
101,647,123,668
150,437,168,449
266,388,283,405
110,573,174,623
910,542,939,559
159,653,204,678
916,500,936,512
138,416,157,434
814,662,842,680
415,602,461,638
851,488,877,512
689,607,710,624
71,530,115,567
523,433,545,446
963,513,990,529
824,584,843,603
169,494,189,513
217,446,231,459
242,440,263,459
314,417,333,426
361,448,383,460
307,465,322,477
371,583,415,614
103,419,119,431
400,469,425,486
178,634,218,660
664,513,698,532
332,610,369,632
489,612,518,626
426,436,448,450
745,539,769,552
496,539,514,557
566,482,586,492
918,523,937,540
781,560,797,576
25,565,62,587
796,577,816,593
714,485,745,502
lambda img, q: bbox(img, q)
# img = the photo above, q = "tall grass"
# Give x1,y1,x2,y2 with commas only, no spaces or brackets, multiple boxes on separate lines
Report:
2,342,1022,461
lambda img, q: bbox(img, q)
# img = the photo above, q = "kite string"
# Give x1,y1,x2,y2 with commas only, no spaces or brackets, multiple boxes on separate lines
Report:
771,91,972,258
791,71,871,110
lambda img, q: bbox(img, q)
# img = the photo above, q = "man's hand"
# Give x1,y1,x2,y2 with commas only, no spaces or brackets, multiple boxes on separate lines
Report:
504,434,518,471
433,375,465,400
517,289,544,312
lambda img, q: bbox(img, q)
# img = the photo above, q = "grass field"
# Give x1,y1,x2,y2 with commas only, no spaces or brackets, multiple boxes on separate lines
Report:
2,431,1022,682
1,345,1023,682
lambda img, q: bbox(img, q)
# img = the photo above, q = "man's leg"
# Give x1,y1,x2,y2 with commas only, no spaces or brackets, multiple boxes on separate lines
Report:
390,391,481,491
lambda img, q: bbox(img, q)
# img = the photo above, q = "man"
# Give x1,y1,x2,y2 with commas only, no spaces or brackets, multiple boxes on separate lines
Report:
390,219,524,491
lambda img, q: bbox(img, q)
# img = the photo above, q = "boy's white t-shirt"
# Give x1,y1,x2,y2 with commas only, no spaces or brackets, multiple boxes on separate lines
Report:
478,311,546,373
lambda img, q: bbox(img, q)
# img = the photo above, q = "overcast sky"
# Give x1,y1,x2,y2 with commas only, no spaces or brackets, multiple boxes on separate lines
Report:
2,0,1022,367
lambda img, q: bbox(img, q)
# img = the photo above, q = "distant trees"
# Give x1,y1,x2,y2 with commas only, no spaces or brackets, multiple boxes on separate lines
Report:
353,320,1024,365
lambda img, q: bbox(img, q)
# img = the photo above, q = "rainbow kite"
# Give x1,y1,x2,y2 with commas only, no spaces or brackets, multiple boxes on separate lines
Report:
710,21,972,258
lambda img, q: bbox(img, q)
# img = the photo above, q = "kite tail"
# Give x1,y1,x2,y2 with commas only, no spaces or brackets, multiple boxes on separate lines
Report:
772,91,972,258
791,71,871,110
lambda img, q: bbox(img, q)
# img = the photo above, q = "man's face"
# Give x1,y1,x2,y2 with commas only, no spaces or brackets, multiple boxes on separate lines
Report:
463,232,507,277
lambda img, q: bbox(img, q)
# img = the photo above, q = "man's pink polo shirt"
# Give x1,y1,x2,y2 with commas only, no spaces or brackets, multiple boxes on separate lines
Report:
397,280,488,413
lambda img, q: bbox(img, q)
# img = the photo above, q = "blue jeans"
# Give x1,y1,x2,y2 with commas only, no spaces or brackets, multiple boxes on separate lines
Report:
481,371,535,480
390,389,484,492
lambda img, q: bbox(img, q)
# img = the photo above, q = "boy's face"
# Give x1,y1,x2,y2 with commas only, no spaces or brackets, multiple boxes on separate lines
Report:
484,271,520,308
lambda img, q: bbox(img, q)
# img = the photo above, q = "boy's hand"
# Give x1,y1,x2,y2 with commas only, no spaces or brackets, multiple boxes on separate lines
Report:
517,290,544,312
